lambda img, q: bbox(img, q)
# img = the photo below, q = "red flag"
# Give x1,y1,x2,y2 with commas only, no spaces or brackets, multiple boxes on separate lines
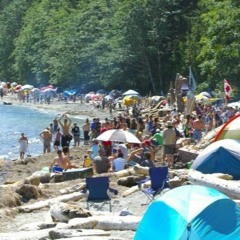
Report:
224,79,232,101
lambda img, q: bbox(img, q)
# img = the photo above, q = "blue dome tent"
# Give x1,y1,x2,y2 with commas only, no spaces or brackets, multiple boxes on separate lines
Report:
191,139,240,179
135,185,240,240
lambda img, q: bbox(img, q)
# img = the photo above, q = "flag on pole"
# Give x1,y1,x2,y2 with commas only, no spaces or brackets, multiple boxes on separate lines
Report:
185,67,197,116
188,67,197,92
224,79,232,101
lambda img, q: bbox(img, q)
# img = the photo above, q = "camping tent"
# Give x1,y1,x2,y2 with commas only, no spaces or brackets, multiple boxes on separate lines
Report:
215,114,240,141
134,185,240,240
191,139,240,179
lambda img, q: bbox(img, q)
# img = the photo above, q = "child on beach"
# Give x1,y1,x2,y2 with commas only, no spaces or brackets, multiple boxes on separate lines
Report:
54,128,62,151
83,152,92,168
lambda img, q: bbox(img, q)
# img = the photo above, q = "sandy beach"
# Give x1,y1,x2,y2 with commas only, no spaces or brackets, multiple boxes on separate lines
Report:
0,95,153,239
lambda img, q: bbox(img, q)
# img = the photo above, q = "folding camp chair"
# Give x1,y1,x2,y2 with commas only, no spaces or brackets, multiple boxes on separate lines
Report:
84,176,118,212
138,166,169,204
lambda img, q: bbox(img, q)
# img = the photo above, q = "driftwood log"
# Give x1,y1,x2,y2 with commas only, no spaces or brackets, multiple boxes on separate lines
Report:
18,192,86,213
117,175,145,187
98,168,135,178
133,165,149,175
64,215,141,231
59,183,86,195
48,229,111,239
0,229,113,240
188,170,240,199
50,202,91,222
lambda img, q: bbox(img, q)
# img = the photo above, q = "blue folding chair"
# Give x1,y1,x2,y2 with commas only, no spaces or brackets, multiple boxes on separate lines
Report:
138,166,169,204
85,176,118,212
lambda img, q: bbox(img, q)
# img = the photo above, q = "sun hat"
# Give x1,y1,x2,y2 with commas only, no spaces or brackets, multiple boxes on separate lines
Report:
166,121,173,127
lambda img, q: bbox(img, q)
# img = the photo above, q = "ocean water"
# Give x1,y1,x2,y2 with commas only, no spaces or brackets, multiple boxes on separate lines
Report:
0,104,84,160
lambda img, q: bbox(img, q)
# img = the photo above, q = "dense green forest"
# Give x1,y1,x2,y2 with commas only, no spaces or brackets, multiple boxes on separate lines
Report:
0,0,239,95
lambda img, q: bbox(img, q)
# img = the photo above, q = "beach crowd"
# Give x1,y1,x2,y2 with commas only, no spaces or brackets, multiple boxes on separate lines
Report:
16,93,240,178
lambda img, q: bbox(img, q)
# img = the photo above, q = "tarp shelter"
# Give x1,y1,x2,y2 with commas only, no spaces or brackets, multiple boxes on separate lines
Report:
215,114,240,141
63,87,81,97
135,185,240,240
191,139,240,179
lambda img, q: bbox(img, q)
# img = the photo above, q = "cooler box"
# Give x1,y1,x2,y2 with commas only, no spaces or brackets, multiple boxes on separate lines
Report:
63,167,93,181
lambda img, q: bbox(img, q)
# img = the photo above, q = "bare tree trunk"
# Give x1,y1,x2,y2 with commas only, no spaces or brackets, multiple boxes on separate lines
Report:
188,170,240,199
157,47,163,94
175,73,185,112
145,55,156,93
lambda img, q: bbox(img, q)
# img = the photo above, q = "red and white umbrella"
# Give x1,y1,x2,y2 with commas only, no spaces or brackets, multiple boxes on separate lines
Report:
97,129,141,144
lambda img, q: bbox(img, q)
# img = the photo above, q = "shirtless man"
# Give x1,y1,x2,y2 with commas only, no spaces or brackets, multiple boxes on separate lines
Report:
39,127,52,153
162,121,177,167
192,115,205,143
58,114,72,149
49,149,69,172
49,148,78,173
58,114,72,136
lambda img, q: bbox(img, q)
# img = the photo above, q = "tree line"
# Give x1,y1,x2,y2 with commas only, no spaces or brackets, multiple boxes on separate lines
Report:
0,0,239,95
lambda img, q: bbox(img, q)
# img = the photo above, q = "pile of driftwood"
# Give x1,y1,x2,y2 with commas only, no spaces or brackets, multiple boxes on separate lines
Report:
1,164,240,239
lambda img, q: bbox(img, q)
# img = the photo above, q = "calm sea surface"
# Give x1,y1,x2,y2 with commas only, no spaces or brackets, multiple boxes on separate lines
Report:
0,104,84,160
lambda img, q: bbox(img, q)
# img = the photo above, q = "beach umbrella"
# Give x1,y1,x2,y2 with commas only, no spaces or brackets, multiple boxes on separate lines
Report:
21,84,34,90
91,94,100,101
200,91,212,98
104,95,114,101
15,85,22,91
122,89,139,96
227,101,240,108
108,89,122,98
128,95,141,101
31,88,40,93
42,88,57,93
96,89,107,94
122,96,140,106
135,185,240,240
97,129,141,144
11,82,17,87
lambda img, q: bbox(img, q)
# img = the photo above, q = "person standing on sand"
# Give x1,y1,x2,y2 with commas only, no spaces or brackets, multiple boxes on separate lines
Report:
82,118,90,145
54,128,62,151
162,121,177,167
58,114,72,149
39,127,52,153
71,123,80,147
19,133,28,159
53,118,59,133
